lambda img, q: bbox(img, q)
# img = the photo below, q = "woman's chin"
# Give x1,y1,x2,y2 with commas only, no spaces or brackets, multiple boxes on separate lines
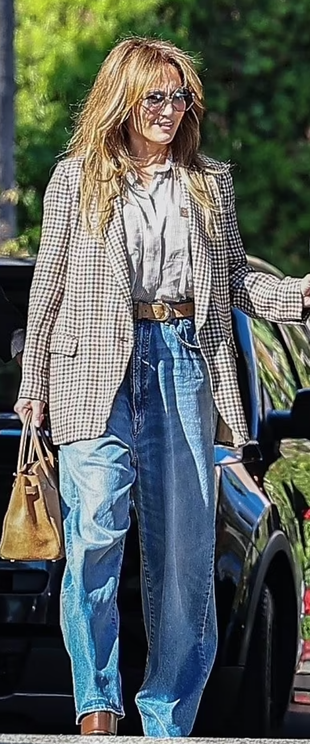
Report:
149,132,175,145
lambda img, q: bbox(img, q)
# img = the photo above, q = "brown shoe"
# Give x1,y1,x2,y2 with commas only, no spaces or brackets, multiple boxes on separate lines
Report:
81,711,118,735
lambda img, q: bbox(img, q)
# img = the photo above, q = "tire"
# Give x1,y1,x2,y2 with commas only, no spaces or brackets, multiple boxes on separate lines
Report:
233,582,277,737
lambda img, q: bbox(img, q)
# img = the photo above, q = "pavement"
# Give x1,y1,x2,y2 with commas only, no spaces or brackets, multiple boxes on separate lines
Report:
0,732,310,744
0,739,308,744
0,740,296,744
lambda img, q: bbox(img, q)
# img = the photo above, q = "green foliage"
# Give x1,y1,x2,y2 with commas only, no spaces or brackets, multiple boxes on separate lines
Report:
153,0,310,275
13,0,310,274
301,615,310,641
14,0,161,253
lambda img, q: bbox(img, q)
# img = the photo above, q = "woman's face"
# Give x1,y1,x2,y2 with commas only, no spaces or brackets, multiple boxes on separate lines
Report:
127,64,186,152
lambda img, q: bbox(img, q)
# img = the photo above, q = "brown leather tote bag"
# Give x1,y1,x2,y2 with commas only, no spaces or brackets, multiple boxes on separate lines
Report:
0,411,64,561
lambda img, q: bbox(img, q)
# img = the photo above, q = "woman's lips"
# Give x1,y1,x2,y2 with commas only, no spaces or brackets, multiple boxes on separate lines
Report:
156,120,174,130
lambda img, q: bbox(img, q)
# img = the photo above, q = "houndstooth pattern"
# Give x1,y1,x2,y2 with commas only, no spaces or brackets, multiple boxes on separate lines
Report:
18,156,304,447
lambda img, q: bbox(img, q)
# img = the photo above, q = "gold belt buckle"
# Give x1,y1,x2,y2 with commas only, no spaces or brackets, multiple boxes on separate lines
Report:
156,300,173,321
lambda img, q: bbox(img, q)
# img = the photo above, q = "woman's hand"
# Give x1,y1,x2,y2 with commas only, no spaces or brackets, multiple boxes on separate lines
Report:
14,398,46,427
301,274,310,308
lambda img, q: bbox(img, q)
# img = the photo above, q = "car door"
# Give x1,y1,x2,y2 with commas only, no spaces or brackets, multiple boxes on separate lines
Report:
250,314,310,697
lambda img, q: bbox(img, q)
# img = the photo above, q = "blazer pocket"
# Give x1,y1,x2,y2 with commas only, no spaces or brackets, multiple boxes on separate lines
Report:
49,332,78,356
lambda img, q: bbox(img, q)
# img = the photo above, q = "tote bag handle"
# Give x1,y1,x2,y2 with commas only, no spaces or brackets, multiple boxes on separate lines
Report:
16,410,54,483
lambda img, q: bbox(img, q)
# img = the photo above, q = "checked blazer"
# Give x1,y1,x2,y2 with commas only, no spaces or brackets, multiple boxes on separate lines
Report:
19,156,305,446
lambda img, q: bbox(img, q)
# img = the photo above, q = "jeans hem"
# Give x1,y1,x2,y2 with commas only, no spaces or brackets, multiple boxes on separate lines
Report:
76,703,125,725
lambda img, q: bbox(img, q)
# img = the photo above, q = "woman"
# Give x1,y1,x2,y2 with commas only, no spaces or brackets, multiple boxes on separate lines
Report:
14,36,310,737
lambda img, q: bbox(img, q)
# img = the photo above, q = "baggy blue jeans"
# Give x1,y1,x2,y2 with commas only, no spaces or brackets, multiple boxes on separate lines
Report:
59,318,217,737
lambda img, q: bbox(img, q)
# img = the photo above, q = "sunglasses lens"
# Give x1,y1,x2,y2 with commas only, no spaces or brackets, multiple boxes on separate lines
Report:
172,89,194,111
144,94,164,112
172,96,186,112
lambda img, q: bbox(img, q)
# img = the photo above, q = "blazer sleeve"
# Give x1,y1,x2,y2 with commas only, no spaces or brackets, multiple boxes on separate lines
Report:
18,162,71,402
0,286,25,362
225,171,304,323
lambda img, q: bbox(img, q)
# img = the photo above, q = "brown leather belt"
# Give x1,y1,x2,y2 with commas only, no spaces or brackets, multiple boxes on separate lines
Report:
133,300,194,322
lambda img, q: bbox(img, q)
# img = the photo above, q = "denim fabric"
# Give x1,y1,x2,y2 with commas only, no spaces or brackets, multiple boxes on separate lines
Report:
59,318,217,737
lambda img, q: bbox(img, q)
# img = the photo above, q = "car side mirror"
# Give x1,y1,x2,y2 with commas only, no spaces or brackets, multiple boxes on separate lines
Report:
266,388,310,440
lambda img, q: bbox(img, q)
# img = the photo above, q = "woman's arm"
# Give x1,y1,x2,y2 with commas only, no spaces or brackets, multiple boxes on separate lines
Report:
18,161,71,402
225,171,305,323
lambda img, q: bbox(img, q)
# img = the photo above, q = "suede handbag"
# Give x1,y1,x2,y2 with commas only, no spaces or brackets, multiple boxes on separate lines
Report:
0,411,64,561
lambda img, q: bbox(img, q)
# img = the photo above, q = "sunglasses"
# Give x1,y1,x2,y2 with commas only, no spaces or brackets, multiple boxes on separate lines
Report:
142,87,194,114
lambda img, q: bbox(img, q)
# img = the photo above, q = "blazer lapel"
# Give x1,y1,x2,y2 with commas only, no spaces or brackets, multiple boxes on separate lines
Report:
102,196,132,310
181,178,212,332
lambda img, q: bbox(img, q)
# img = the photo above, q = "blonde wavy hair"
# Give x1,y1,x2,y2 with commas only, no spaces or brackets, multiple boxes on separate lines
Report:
66,36,224,235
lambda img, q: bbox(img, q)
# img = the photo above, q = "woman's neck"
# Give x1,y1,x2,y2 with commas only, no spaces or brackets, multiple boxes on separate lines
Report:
130,146,171,188
129,135,169,165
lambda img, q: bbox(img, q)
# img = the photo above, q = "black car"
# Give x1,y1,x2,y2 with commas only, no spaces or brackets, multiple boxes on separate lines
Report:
1,255,310,736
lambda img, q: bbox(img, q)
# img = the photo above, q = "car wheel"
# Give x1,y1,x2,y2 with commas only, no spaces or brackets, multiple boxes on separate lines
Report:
234,582,277,737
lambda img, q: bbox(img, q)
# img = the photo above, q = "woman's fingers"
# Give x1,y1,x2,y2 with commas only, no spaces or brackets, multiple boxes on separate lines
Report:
14,398,46,427
31,400,46,427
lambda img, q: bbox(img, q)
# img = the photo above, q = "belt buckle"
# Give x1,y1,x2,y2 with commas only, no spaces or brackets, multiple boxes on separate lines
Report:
157,300,173,321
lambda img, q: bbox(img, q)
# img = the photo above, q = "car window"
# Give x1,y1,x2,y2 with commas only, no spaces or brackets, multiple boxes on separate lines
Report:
277,323,310,389
0,360,21,412
0,261,33,414
251,318,298,410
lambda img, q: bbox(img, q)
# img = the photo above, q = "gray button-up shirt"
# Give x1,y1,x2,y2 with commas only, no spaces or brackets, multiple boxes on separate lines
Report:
123,160,193,302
